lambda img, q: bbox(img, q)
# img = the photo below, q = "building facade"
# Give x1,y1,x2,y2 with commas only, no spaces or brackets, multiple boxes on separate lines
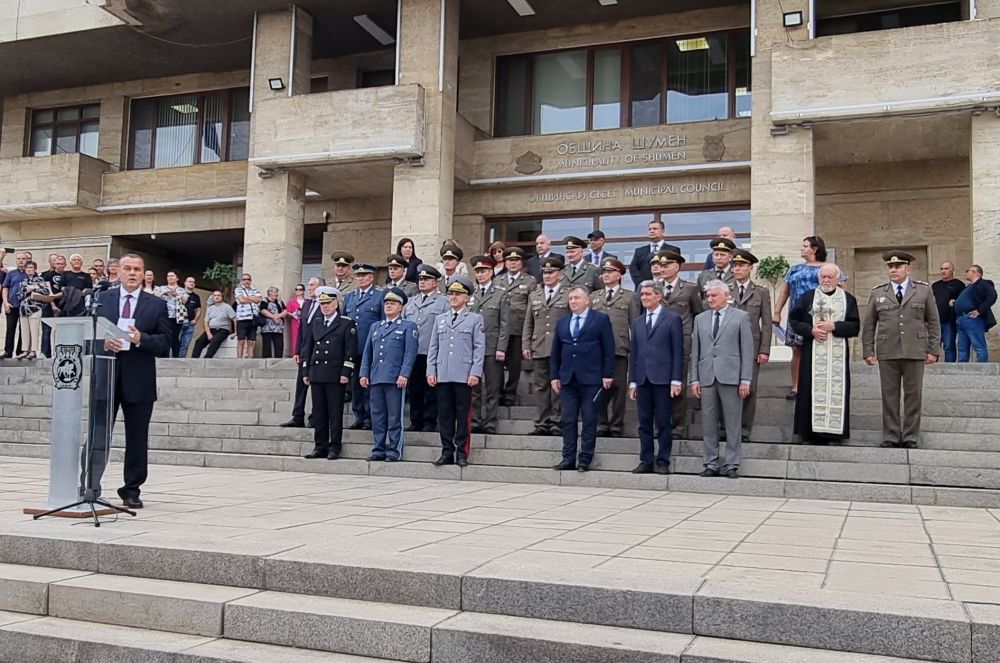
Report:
0,0,997,328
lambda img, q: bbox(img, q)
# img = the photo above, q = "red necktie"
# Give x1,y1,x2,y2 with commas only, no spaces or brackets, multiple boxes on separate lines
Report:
122,294,133,318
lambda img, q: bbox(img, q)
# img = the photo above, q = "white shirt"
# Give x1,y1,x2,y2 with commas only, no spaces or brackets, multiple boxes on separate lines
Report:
568,259,585,273
893,279,911,299
323,312,338,326
570,308,589,331
544,285,560,300
305,298,321,324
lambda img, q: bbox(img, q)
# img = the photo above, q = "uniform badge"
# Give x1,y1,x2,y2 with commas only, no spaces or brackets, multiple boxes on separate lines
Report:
53,345,83,390
879,297,885,303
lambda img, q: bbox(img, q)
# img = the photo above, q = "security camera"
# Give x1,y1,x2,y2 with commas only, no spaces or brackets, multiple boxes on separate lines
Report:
150,234,157,240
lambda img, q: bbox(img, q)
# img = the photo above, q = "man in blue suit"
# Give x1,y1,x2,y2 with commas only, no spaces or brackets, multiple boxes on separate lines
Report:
550,285,615,472
628,280,684,475
360,287,419,461
954,264,997,362
343,263,384,429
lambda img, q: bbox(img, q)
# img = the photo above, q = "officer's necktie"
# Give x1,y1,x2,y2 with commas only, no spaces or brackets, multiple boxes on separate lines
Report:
546,289,553,304
739,285,746,301
896,285,903,304
606,289,613,304
481,287,486,298
422,294,427,304
666,284,673,296
717,270,724,280
646,312,653,334
572,315,581,338
452,311,458,324
712,311,721,339
572,265,578,277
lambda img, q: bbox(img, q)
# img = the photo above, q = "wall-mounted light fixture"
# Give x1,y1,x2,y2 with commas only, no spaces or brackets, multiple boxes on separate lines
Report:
783,11,804,27
268,78,285,91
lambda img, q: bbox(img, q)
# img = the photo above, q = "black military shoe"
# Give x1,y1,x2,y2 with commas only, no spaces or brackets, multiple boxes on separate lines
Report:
700,468,720,477
432,454,455,466
552,459,576,471
280,419,305,428
326,451,340,460
456,455,469,467
631,462,653,474
655,461,670,475
303,449,327,459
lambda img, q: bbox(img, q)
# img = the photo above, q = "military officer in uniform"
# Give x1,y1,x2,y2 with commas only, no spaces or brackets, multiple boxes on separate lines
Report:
427,276,486,467
343,263,385,429
437,244,464,293
730,249,772,442
360,287,419,461
403,265,449,431
561,235,602,293
301,287,357,460
589,257,639,437
496,247,536,407
697,238,737,303
661,250,704,435
386,255,419,299
523,256,571,435
470,255,507,434
862,251,941,448
330,251,357,296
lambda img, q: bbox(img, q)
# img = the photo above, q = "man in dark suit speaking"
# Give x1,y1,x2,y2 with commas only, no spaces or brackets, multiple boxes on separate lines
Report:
93,253,172,509
628,280,684,474
550,285,615,472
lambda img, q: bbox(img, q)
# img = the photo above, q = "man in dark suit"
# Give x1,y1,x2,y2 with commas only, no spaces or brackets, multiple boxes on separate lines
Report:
525,234,563,282
628,280,683,474
586,230,616,266
281,275,325,427
628,219,680,288
954,264,997,362
93,253,172,509
550,285,615,472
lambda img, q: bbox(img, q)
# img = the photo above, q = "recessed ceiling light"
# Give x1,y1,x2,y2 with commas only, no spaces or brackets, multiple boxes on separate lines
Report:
676,37,710,52
598,0,618,5
507,0,536,16
353,14,395,46
170,104,199,114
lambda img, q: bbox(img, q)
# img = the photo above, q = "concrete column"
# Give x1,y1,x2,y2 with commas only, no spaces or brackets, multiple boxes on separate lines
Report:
243,7,312,297
976,1,1000,18
971,114,1000,285
391,0,460,261
750,0,815,266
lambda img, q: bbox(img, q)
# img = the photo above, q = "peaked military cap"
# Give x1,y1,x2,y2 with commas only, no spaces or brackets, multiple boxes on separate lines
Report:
471,255,495,270
658,250,686,265
563,236,587,250
731,249,758,265
502,246,526,260
383,287,408,306
315,286,340,303
601,257,626,274
541,256,565,272
417,265,442,280
882,251,914,266
709,237,737,253
352,263,377,274
446,275,474,295
386,254,408,268
331,251,354,266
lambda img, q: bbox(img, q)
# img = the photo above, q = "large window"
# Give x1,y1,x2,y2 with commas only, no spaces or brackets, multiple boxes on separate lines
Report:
816,1,962,36
494,30,750,137
486,207,750,289
28,104,100,158
128,88,250,170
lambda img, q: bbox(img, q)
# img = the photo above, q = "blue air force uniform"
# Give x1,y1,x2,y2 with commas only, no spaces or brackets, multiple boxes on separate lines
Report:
360,288,419,461
343,269,385,428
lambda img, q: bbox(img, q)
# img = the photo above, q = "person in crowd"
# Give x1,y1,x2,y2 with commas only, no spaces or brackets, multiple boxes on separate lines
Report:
526,234,563,281
155,270,189,358
436,242,466,291
690,280,754,478
523,256,570,436
40,253,67,358
1,251,29,358
469,255,506,435
932,261,965,362
650,252,667,285
704,226,737,271
343,264,384,429
106,258,120,286
496,247,536,407
397,238,422,284
561,236,602,292
330,251,357,295
403,265,449,432
93,253,172,509
192,290,237,358
550,285,614,472
773,236,837,401
259,287,287,358
178,276,201,358
360,287,418,462
955,264,997,362
386,254,419,298
301,287,357,460
282,276,325,427
233,272,262,359
287,283,307,356
141,269,156,294
862,251,940,449
589,257,639,437
587,230,616,266
629,280,683,474
629,220,680,287
16,261,49,360
88,267,100,285
64,254,91,291
92,258,106,280
729,250,772,443
488,241,507,278
660,250,703,436
427,276,485,467
790,263,860,445
696,238,737,302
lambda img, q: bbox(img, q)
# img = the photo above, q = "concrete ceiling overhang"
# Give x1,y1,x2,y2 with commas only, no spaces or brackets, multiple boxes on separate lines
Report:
0,0,744,98
812,112,970,167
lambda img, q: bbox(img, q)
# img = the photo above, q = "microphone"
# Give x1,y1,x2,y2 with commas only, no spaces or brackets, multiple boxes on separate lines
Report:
91,279,112,292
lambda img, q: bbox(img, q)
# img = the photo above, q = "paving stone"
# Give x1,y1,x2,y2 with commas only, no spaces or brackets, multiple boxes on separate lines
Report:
787,461,910,485
783,480,912,504
179,638,411,662
0,534,99,571
431,612,693,663
912,486,1000,509
683,636,931,662
911,466,1000,489
461,464,559,485
693,581,971,662
224,590,455,662
561,470,667,490
667,475,785,497
969,603,1000,663
0,563,91,614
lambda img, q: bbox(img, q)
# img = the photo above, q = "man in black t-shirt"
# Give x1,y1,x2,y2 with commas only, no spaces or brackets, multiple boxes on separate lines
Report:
41,254,67,358
179,276,202,358
63,254,91,291
931,260,966,362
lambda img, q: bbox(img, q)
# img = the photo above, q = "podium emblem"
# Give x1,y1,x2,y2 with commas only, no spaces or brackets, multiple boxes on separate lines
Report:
53,345,83,390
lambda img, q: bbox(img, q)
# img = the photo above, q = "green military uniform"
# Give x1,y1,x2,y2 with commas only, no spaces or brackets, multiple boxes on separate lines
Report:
496,247,537,406
561,261,602,293
330,251,357,296
332,275,356,297
523,259,570,435
469,256,508,434
730,250,772,442
660,253,704,435
589,261,640,436
861,251,941,448
696,238,738,305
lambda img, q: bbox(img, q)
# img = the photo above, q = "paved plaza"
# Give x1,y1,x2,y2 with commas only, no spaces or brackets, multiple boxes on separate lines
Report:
4,455,1000,607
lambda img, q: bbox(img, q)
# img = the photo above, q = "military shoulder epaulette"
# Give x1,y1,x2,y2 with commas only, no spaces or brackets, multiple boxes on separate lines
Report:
871,283,888,290
913,280,929,286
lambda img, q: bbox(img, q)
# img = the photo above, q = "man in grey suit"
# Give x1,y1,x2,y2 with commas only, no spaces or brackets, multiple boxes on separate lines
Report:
690,279,754,478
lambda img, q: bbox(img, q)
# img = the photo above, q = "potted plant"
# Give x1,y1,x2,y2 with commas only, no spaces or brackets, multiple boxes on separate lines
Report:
755,255,790,297
202,261,237,301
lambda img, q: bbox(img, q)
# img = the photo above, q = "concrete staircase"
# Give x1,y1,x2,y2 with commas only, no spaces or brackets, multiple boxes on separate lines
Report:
1,359,1000,507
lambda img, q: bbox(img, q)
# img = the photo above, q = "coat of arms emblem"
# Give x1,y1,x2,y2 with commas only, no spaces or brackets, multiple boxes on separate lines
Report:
52,344,83,390
514,151,543,175
702,134,726,162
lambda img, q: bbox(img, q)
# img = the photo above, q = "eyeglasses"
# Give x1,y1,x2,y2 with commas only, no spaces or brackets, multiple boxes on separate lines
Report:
241,277,252,281
295,287,305,291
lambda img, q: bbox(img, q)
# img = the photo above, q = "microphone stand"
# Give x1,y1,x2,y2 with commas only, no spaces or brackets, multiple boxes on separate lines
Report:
33,283,136,527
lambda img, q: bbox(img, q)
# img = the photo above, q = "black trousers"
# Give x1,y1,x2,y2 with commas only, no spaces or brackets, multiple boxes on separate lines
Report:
437,382,472,459
261,332,283,358
85,378,154,500
291,362,310,420
311,381,346,454
501,335,523,400
168,319,182,358
407,354,437,430
4,308,20,357
192,329,230,358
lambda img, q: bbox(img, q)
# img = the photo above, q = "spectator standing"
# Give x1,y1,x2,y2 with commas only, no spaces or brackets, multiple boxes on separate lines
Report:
932,261,965,362
628,220,681,287
397,238,423,284
88,268,99,285
63,254,91,291
525,234,563,281
589,257,639,437
41,254,66,358
233,273,262,358
489,242,507,278
1,251,29,358
154,270,189,357
192,291,236,358
586,230,616,266
16,261,49,360
282,276,325,428
286,283,307,355
178,277,201,358
704,226,737,271
92,258,106,280
106,259,120,286
259,287,287,358
141,270,156,294
954,264,997,362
